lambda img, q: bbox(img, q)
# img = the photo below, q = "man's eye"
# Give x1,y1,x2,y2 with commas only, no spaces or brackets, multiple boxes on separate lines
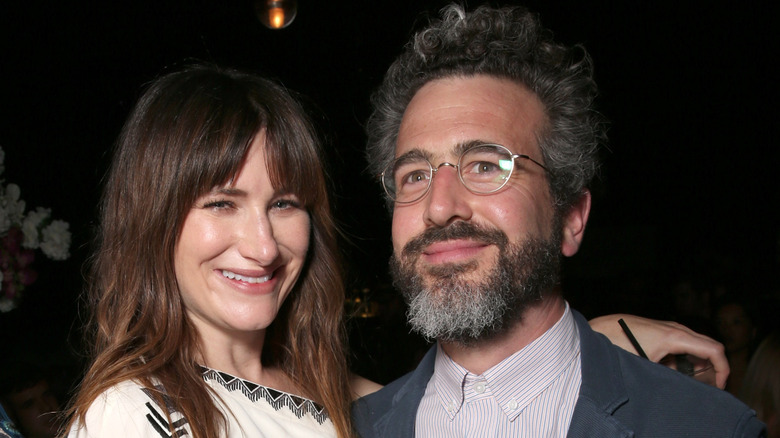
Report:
464,161,499,174
400,170,429,186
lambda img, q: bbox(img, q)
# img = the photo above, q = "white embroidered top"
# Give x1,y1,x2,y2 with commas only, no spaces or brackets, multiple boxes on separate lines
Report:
68,366,335,437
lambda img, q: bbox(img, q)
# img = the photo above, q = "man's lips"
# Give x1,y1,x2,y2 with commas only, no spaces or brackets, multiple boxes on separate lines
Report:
400,221,509,264
422,239,489,264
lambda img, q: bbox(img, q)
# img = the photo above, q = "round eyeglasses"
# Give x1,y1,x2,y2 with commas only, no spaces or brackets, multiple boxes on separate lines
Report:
381,143,548,204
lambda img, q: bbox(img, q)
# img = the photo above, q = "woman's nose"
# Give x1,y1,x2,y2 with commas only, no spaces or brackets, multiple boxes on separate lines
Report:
237,212,280,265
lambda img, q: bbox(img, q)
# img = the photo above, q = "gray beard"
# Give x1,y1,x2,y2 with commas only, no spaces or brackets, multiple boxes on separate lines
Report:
389,221,561,345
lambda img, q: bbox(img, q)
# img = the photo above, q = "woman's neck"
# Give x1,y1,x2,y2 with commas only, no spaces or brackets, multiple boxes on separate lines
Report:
195,328,302,395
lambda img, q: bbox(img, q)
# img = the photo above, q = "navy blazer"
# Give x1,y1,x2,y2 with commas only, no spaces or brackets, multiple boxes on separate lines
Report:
352,310,766,437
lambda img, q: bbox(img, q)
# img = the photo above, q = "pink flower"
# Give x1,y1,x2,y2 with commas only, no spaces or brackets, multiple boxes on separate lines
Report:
0,251,10,269
20,267,37,286
16,249,34,268
2,277,16,299
1,227,23,252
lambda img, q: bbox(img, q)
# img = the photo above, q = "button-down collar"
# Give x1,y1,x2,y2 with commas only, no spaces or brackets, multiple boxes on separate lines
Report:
430,303,580,421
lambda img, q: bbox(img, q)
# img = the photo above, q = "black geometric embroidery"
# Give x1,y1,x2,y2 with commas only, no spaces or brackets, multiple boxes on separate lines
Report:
199,366,329,425
140,389,190,437
140,387,181,414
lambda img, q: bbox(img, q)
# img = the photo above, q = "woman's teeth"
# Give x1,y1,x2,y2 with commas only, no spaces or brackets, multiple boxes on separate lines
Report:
221,270,272,283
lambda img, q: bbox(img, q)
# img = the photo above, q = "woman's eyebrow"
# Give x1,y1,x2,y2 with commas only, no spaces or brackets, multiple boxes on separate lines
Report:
212,187,247,197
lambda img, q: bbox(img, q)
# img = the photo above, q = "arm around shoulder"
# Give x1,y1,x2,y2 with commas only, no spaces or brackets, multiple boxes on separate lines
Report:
589,313,730,389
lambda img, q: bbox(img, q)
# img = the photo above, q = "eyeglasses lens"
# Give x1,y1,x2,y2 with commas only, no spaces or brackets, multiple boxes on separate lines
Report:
386,157,432,203
458,145,514,194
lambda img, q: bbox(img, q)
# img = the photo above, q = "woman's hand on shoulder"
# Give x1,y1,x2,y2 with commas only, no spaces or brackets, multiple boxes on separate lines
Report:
589,314,729,389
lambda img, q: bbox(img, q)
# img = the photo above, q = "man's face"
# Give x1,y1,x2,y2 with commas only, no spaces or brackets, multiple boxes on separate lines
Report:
392,75,555,275
390,75,587,342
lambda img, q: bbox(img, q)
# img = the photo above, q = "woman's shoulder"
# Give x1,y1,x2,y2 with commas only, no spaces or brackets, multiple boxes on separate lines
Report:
68,380,189,438
350,375,383,399
84,380,150,411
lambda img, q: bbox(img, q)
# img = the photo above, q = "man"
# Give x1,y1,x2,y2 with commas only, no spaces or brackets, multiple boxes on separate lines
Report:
352,4,765,437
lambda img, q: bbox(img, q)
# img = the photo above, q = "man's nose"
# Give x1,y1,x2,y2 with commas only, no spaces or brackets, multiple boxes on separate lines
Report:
423,164,473,227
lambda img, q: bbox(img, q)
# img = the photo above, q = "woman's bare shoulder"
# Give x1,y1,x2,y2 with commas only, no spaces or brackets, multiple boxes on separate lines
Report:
350,374,383,399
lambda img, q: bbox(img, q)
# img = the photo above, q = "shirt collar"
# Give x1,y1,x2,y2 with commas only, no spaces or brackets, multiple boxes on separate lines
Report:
430,302,580,420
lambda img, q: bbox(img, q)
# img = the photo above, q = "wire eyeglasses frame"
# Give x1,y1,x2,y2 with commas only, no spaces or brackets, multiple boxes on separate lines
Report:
380,143,548,204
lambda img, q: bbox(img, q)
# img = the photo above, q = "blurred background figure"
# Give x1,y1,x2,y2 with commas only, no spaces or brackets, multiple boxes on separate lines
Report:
740,331,780,438
667,274,717,337
1,403,24,438
715,295,760,397
0,363,60,438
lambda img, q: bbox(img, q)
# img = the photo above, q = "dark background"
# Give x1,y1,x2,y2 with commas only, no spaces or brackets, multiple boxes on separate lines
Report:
1,1,778,385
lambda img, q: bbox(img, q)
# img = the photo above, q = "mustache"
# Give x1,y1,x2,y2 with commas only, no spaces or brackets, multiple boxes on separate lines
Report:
401,221,509,257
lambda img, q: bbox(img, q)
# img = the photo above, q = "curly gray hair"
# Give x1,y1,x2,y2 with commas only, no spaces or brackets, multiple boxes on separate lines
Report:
366,4,605,213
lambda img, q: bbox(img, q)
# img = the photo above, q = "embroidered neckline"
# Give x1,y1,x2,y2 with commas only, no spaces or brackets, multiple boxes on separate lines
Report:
199,366,329,425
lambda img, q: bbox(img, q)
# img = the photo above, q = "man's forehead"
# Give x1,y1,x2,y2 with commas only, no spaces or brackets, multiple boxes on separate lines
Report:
394,139,491,160
395,75,546,160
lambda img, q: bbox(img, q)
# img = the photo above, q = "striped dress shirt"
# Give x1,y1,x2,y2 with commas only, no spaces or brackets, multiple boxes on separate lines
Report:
415,304,582,437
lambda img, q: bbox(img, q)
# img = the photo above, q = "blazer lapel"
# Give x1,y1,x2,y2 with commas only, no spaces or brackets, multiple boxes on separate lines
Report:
375,346,436,437
567,311,634,438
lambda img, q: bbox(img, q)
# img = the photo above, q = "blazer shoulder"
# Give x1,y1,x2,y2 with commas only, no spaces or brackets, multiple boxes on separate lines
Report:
352,346,437,437
614,349,765,436
573,311,765,437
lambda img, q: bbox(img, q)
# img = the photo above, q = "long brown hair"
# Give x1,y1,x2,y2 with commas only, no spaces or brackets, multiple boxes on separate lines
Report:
63,64,353,437
740,331,780,430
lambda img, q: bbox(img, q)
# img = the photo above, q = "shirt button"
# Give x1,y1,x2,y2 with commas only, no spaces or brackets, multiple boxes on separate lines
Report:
446,402,455,412
474,382,487,394
508,399,519,410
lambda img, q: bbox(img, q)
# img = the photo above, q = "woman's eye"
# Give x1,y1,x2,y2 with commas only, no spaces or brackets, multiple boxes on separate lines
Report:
203,200,234,210
273,198,301,210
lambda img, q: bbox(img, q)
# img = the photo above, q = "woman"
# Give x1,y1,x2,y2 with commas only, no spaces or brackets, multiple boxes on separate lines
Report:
63,64,362,437
715,295,759,396
62,64,730,438
740,331,780,438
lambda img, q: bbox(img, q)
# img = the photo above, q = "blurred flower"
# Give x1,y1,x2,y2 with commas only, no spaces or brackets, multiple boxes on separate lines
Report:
22,207,51,249
1,183,26,232
0,146,71,312
40,220,71,260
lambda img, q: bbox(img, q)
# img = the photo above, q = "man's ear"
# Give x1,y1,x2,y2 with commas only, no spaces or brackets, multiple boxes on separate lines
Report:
561,190,591,257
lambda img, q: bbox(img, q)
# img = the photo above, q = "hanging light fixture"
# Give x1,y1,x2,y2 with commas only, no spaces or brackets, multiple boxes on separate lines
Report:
256,0,297,29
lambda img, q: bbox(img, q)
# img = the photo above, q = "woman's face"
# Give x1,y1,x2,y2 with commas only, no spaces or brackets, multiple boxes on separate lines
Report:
716,303,755,354
174,130,311,341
